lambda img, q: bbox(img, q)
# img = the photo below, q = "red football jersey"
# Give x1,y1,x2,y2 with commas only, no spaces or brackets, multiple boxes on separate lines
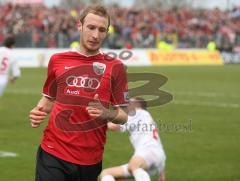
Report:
41,49,129,165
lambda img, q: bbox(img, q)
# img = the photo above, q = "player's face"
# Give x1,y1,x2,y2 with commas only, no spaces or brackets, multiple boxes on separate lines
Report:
128,98,137,111
78,13,108,53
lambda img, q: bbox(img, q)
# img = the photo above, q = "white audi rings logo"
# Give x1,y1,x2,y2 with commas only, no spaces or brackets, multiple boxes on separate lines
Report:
66,76,100,89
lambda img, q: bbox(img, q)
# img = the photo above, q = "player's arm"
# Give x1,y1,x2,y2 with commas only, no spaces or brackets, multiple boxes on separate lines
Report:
87,62,129,124
107,106,128,124
29,54,57,128
109,62,129,124
107,122,121,131
29,96,54,128
9,58,21,83
87,94,128,124
37,96,54,113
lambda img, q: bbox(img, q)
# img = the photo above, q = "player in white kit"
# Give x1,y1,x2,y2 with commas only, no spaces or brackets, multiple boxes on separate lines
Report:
101,97,166,181
0,36,21,97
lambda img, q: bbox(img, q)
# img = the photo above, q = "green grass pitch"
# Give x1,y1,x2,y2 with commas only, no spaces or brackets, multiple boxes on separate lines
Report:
0,65,239,181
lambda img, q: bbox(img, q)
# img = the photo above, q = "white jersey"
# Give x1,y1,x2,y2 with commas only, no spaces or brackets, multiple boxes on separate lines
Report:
0,47,20,78
120,108,164,151
0,47,21,96
120,108,166,174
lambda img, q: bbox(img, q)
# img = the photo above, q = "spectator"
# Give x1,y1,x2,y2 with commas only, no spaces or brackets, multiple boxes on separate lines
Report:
0,3,239,51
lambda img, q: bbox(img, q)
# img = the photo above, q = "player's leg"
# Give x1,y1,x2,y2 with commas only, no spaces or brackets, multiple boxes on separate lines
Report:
78,161,102,181
128,156,151,181
0,80,7,97
158,170,166,181
128,156,149,171
153,150,166,181
131,147,166,181
35,146,74,181
101,164,131,181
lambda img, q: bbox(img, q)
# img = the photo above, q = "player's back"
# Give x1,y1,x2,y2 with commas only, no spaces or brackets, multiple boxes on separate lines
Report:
0,47,20,79
0,47,15,76
122,109,164,150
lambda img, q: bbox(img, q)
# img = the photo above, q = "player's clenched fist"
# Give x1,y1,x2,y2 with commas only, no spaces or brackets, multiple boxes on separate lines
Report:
29,106,47,128
86,94,109,120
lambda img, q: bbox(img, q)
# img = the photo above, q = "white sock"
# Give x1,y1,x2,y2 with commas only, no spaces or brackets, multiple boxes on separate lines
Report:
101,175,115,181
133,168,151,181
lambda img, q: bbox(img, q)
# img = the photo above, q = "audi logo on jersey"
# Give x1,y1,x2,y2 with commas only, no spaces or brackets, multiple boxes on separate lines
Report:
66,76,100,89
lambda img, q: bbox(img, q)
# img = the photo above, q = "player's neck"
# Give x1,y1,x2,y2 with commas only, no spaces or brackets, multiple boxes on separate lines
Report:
78,45,100,57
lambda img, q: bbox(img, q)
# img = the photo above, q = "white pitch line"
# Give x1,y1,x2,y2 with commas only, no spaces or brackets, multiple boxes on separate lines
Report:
5,89,40,95
0,151,18,158
174,91,240,98
6,89,240,98
173,100,240,108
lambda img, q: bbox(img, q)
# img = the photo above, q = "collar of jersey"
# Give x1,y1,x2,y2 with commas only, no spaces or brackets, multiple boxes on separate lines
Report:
70,47,102,58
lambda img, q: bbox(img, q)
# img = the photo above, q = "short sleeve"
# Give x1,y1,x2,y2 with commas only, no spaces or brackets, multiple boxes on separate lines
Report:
42,55,57,99
110,62,129,107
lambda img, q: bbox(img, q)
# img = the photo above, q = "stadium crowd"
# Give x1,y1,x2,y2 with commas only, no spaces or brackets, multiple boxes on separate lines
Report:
0,3,239,52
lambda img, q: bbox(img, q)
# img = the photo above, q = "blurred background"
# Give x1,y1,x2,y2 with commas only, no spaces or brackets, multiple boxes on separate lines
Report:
0,0,239,51
0,0,239,181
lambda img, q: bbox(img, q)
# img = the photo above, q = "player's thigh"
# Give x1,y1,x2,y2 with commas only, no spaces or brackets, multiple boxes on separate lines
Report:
134,147,165,169
79,161,102,181
36,163,67,181
101,165,127,179
128,156,148,172
35,147,69,181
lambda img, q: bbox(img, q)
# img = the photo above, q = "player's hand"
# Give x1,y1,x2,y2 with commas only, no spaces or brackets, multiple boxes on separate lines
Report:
29,106,48,128
107,122,121,131
86,94,110,120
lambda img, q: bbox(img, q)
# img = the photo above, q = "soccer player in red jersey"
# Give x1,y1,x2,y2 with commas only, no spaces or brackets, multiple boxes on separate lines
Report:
29,4,129,181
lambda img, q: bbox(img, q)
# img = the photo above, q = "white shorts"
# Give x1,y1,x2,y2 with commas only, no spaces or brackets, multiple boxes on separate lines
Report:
121,146,166,177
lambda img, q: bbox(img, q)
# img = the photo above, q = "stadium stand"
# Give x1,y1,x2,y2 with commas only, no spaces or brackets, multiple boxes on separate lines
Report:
0,3,239,52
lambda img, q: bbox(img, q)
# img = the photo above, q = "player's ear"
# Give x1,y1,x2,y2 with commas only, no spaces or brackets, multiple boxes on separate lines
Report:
77,20,82,31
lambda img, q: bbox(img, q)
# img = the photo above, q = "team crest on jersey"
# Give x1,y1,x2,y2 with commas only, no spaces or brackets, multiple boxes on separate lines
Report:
124,92,130,102
93,62,106,75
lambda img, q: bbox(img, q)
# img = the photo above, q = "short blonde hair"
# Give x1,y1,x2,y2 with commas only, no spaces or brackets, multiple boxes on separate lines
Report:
79,4,110,27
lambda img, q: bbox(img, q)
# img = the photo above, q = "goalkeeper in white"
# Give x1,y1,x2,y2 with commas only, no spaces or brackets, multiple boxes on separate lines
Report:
101,97,166,181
